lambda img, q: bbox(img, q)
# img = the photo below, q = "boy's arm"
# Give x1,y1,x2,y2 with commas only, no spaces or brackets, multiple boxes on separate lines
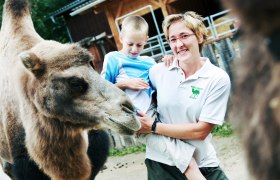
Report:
101,54,150,90
115,78,150,90
100,53,119,83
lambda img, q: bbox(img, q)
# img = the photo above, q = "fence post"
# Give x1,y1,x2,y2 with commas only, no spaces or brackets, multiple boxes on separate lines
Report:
202,44,219,67
214,37,235,80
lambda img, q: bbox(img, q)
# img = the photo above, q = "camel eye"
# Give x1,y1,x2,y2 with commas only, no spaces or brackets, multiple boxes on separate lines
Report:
68,77,88,95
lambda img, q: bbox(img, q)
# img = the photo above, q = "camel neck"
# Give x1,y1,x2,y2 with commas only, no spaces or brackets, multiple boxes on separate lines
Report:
25,117,91,180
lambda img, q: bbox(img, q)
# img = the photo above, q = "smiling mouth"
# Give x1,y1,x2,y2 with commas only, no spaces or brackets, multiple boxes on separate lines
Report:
178,49,188,53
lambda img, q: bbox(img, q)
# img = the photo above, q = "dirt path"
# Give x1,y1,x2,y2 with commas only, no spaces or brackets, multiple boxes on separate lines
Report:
96,134,250,180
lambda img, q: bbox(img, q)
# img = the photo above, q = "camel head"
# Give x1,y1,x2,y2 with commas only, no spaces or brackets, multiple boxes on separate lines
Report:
17,40,141,135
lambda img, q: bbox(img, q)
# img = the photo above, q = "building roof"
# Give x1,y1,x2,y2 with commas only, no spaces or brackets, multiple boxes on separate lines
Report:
50,0,96,17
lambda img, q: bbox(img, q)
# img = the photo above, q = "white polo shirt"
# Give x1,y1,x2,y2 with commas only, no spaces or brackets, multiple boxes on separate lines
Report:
147,57,231,167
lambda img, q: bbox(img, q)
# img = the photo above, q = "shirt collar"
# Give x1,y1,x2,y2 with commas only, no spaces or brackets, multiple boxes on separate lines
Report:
168,57,214,79
195,57,213,78
168,58,180,71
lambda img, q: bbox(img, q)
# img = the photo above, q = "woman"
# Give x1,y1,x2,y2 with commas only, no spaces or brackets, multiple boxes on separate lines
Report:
138,11,231,180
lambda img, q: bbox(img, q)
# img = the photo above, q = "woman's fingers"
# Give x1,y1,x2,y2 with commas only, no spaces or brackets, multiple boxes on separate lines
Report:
137,111,146,117
162,54,174,67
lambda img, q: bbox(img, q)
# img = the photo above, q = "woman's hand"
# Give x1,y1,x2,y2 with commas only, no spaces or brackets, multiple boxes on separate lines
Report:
137,111,154,134
162,54,174,67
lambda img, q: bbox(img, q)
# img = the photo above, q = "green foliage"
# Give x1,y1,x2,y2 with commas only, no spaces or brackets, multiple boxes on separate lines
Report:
0,0,72,43
109,145,146,157
0,0,3,21
212,121,233,137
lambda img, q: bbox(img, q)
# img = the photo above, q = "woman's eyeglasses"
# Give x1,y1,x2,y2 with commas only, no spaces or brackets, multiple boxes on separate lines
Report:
168,34,195,44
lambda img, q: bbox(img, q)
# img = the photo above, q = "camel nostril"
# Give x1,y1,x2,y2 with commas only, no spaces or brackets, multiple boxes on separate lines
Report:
121,100,134,113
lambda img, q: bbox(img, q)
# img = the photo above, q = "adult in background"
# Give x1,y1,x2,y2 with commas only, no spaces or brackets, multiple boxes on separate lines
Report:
223,0,280,180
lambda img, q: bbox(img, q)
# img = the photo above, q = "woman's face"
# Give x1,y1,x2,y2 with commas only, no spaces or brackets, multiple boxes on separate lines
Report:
168,21,202,63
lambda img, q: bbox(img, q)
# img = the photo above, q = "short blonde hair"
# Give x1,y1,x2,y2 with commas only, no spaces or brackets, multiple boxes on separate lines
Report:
121,16,149,36
162,11,208,51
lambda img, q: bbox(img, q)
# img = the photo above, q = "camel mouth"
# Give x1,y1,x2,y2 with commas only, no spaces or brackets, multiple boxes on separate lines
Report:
107,117,139,135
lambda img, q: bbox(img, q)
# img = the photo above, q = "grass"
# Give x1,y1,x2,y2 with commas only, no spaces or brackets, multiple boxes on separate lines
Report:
212,121,233,137
109,122,233,157
109,144,146,157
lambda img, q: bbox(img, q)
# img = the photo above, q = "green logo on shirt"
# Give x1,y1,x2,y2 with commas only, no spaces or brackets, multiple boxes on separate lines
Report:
190,86,202,99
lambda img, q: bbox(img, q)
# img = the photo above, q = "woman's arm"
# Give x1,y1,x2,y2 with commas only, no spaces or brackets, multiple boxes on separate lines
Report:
138,111,214,140
155,121,215,140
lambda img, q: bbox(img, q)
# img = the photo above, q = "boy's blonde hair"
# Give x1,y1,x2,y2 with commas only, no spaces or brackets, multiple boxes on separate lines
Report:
121,16,149,36
162,11,208,51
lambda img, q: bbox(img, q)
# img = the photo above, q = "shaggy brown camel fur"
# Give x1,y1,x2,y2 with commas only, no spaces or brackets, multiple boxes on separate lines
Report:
0,0,140,179
223,0,280,180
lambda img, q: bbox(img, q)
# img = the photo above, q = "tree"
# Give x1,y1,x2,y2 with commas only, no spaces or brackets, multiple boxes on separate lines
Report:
0,0,72,43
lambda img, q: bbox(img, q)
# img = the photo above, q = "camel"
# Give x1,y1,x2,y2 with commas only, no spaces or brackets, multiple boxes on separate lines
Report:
223,0,280,180
0,0,140,179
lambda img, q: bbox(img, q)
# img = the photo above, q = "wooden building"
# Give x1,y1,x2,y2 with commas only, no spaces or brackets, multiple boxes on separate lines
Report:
51,0,223,71
51,0,222,43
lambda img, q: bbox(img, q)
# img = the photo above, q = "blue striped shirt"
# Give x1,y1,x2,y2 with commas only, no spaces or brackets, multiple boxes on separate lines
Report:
101,51,156,113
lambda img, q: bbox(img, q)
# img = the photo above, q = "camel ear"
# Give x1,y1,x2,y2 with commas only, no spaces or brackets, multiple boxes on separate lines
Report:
19,52,45,76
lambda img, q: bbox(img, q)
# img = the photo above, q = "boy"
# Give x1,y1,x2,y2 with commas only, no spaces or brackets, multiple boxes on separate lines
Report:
101,16,205,180
101,16,154,113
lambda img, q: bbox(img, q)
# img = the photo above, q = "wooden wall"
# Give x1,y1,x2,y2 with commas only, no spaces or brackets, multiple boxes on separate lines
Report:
97,0,175,49
65,11,112,42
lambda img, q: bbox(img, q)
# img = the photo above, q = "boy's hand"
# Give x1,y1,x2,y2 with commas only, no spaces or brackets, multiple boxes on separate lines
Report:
162,54,174,67
138,111,154,134
118,78,149,90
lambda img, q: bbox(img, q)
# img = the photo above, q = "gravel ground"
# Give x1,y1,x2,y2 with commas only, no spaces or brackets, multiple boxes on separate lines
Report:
96,134,250,180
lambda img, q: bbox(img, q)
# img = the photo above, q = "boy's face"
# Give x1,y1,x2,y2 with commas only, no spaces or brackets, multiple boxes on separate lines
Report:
120,31,148,58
